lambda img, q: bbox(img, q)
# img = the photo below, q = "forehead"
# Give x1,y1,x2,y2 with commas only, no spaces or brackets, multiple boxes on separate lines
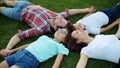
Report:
62,29,68,34
72,30,79,37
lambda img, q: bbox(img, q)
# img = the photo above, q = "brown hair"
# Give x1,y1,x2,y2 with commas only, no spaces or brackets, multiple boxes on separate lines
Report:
63,21,75,47
64,21,87,52
63,21,87,52
69,37,87,52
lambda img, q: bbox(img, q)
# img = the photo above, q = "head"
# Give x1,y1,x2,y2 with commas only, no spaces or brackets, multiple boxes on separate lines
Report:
68,30,88,52
52,16,68,31
54,21,75,47
71,30,88,44
73,23,85,31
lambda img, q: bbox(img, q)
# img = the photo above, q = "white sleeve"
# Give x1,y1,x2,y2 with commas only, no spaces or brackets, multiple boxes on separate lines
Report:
86,26,100,34
81,47,91,58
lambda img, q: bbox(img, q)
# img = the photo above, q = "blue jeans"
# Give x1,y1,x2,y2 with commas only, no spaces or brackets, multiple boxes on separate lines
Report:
1,1,31,21
5,49,39,68
101,4,120,23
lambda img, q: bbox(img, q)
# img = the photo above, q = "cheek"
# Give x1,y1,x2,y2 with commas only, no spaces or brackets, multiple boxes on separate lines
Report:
60,34,66,40
55,20,59,24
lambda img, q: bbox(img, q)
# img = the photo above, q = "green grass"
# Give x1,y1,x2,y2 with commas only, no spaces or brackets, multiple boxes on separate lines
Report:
0,0,120,68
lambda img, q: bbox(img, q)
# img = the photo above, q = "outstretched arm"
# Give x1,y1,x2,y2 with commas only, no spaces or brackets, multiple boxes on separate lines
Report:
76,53,88,68
0,26,47,57
52,54,64,68
83,7,96,18
100,18,120,33
0,43,29,57
9,44,30,54
6,34,21,50
0,34,21,57
69,6,95,16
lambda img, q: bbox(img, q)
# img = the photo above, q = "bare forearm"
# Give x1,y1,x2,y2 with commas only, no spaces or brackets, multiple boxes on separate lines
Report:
6,34,21,50
69,8,90,16
10,44,29,54
52,54,64,68
76,54,88,68
69,6,95,16
100,22,117,33
83,12,93,18
101,18,120,33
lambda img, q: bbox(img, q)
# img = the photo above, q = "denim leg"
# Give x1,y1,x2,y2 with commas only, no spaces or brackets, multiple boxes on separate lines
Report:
101,4,120,23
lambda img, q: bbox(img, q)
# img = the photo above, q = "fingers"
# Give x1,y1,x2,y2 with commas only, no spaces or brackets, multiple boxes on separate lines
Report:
89,6,96,13
0,49,10,57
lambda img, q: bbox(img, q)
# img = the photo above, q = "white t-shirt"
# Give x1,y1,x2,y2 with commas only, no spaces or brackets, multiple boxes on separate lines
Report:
76,12,109,34
81,35,120,63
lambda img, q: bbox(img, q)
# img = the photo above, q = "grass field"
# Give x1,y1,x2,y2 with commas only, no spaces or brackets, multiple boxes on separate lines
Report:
0,0,120,68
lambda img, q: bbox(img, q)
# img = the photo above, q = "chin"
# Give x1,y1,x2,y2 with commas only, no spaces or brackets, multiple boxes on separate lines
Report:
54,32,58,37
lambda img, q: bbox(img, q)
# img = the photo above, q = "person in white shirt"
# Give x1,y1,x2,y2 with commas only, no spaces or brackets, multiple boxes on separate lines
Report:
73,3,120,34
71,18,120,68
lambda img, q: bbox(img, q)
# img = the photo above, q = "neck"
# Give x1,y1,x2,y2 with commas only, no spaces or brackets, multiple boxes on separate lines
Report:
73,23,85,30
53,38,61,43
83,36,94,44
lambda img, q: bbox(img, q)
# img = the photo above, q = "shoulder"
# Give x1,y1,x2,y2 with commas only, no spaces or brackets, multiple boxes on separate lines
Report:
38,35,52,40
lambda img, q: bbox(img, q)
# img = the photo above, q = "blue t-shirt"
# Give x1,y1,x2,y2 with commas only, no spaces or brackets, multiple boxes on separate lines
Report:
25,35,69,62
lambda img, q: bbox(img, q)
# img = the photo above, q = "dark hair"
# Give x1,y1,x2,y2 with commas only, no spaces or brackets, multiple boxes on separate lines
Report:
69,37,87,52
63,21,87,52
64,21,87,52
63,21,75,47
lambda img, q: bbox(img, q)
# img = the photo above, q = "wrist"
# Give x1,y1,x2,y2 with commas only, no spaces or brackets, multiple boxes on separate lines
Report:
6,46,11,50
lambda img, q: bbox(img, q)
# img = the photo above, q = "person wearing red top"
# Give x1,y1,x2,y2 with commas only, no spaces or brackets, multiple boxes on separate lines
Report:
0,0,95,57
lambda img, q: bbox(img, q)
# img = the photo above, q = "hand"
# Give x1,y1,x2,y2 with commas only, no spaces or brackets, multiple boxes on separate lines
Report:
87,6,96,13
0,49,10,57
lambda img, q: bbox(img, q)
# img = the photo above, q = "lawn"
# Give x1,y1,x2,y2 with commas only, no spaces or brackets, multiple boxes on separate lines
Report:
0,0,120,68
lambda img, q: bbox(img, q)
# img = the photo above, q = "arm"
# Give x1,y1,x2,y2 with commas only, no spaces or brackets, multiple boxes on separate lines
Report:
9,44,30,54
52,54,64,68
69,6,95,16
0,26,46,56
83,12,93,18
0,43,30,57
83,8,96,18
18,26,46,40
115,21,120,38
100,18,120,33
76,53,88,68
0,34,21,57
6,34,21,50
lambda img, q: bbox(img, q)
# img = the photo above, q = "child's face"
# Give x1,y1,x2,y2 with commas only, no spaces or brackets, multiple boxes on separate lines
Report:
71,30,88,43
77,23,85,31
53,16,68,31
54,28,68,42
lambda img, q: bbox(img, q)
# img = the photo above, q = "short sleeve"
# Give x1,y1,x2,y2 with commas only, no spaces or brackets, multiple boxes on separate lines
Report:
57,44,69,56
81,47,91,58
86,26,100,34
